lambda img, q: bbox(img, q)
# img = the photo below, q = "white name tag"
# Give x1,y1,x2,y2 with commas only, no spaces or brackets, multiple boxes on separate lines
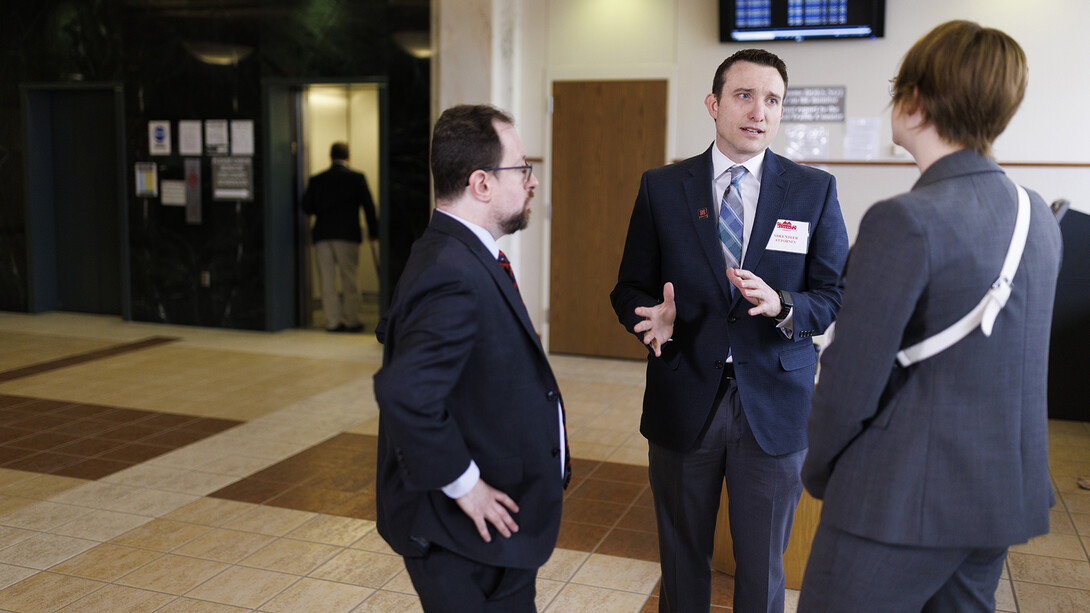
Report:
766,219,809,254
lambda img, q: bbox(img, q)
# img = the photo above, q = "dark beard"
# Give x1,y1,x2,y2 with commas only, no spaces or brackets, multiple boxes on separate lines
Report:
499,207,531,235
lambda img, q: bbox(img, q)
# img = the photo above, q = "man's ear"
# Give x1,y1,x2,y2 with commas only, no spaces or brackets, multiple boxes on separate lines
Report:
704,93,719,119
466,169,492,201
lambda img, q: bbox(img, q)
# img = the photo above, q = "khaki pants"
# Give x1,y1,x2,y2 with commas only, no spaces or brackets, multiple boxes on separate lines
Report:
314,240,360,329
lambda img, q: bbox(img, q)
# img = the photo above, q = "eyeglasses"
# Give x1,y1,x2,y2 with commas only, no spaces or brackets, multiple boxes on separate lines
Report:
480,163,534,184
888,78,897,97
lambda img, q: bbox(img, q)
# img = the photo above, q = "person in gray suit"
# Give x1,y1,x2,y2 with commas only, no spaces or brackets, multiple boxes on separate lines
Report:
799,21,1063,613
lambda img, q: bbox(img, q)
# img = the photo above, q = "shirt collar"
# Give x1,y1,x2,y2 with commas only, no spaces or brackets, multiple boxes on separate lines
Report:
711,145,765,185
436,209,500,258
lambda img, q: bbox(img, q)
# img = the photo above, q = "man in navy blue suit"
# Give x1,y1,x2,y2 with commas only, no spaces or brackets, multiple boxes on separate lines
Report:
611,49,849,612
375,105,567,612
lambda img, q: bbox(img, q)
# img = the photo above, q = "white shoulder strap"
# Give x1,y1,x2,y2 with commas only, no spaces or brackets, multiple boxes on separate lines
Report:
895,182,1031,367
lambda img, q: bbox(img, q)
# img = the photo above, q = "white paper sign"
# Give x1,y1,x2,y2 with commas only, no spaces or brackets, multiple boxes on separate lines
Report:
205,119,229,155
766,220,810,254
161,180,187,206
230,120,254,155
178,120,202,155
148,120,171,156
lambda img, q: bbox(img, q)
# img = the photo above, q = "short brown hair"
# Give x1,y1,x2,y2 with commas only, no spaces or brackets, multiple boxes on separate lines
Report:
891,20,1027,156
330,142,349,160
430,104,514,202
712,49,788,100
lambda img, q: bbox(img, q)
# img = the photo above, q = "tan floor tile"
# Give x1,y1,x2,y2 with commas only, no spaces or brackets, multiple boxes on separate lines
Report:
0,564,35,590
98,489,199,517
260,577,372,613
1051,509,1078,536
540,548,591,581
0,474,87,500
288,514,376,547
0,495,35,516
0,532,98,570
536,578,565,611
50,543,162,582
311,549,405,588
1008,552,1090,590
48,481,143,509
1071,512,1090,537
0,571,104,613
995,578,1016,612
570,553,660,594
101,464,189,489
56,583,174,612
544,583,649,613
381,569,416,595
0,500,90,531
351,590,423,613
174,528,276,563
570,442,617,462
222,505,316,536
110,519,210,552
0,526,37,549
350,529,396,554
51,509,150,542
186,565,297,609
155,598,250,612
1062,490,1090,515
1013,580,1090,613
193,454,276,477
240,537,340,575
153,471,239,497
116,554,228,594
1010,533,1088,561
347,416,381,436
162,497,257,527
0,470,36,490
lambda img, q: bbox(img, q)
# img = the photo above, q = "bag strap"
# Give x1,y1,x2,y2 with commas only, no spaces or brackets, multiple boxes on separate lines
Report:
895,181,1031,367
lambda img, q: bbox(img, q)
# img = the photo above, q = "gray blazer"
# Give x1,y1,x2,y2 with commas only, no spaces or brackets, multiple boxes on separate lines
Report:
802,149,1062,548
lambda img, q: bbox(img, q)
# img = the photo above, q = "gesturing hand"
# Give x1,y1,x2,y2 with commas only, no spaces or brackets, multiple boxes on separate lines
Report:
633,282,676,357
727,268,780,317
455,479,520,543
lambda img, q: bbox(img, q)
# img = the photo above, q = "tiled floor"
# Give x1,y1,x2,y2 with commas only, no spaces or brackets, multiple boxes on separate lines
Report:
0,312,1087,612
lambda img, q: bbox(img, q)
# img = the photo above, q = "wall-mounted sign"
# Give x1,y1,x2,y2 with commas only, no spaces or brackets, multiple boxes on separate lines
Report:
134,162,158,197
185,158,202,224
148,120,171,155
179,120,202,155
231,119,254,156
211,156,253,201
204,119,229,155
161,180,186,206
783,87,846,123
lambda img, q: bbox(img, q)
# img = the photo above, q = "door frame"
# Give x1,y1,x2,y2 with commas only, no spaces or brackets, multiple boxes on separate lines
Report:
261,77,389,331
20,82,130,319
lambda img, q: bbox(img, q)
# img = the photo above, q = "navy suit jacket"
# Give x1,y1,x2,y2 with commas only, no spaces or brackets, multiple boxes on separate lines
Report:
373,211,564,569
301,164,378,243
611,146,849,455
803,150,1062,547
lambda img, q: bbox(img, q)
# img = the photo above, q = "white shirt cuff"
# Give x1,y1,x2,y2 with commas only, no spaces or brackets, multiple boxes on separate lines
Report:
776,307,794,339
441,460,480,499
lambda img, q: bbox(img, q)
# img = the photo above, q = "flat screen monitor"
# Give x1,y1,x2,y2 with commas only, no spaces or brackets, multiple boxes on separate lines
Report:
720,0,885,42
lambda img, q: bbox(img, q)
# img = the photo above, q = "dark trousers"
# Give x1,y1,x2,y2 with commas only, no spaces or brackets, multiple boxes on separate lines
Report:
402,544,538,612
649,378,805,613
798,523,1008,613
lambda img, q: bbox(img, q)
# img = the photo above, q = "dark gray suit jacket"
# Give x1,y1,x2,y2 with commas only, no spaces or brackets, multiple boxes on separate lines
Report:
803,150,1063,547
373,211,564,569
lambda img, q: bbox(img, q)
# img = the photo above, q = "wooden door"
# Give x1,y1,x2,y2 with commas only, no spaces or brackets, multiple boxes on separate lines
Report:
550,80,667,359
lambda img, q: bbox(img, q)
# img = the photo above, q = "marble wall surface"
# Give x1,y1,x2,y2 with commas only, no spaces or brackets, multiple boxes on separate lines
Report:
0,0,431,330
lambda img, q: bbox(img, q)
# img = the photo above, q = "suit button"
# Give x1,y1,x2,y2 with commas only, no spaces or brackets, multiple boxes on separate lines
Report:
551,448,560,457
714,360,724,369
728,316,737,323
546,391,558,401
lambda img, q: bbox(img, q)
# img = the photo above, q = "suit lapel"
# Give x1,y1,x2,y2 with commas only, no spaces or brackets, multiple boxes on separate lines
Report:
743,150,787,274
429,213,546,355
685,147,735,306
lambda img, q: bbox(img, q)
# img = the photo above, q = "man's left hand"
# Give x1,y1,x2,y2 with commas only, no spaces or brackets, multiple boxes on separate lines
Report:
727,268,780,318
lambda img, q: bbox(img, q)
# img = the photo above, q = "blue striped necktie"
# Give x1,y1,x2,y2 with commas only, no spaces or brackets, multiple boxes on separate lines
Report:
718,165,746,271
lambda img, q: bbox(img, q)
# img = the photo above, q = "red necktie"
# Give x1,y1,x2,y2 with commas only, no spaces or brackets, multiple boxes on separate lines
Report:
498,251,571,488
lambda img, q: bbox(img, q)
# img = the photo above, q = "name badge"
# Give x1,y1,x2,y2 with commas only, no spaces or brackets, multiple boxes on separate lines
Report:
766,219,809,254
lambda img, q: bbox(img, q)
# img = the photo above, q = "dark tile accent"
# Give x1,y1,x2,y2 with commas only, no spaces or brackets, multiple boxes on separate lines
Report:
137,413,199,430
210,479,294,506
248,462,323,485
3,451,81,473
7,413,73,432
325,491,377,520
0,337,179,383
568,478,646,505
0,446,36,464
54,457,136,480
596,527,659,563
560,497,629,527
555,520,609,552
6,431,82,452
265,484,355,514
97,424,163,443
50,419,124,437
51,403,116,420
54,437,127,457
140,429,209,448
178,418,242,435
616,504,657,533
588,462,649,484
94,407,156,424
0,427,36,445
99,443,173,463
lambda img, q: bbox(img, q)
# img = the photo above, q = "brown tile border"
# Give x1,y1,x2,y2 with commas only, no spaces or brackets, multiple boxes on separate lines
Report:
0,335,179,383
